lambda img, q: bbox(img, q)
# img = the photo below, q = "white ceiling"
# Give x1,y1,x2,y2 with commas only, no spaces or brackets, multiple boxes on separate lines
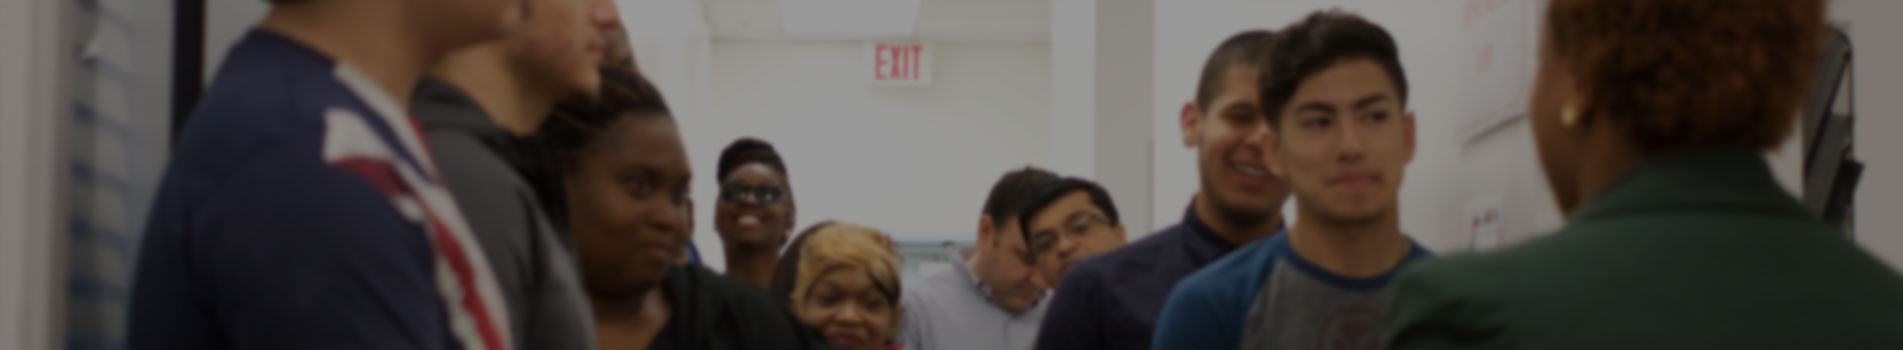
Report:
703,0,1052,43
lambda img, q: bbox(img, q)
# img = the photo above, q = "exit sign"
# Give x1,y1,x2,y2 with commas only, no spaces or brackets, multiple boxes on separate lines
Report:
866,42,931,85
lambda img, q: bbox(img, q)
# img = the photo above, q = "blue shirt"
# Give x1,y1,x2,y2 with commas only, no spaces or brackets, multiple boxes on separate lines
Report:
1033,204,1243,350
1152,232,1430,350
902,254,1048,350
128,30,470,349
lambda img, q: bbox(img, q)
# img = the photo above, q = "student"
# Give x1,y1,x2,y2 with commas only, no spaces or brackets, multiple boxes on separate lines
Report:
411,0,619,347
542,68,828,349
1018,177,1128,283
1386,1,1903,348
714,138,797,289
902,167,1060,350
773,222,905,350
1035,30,1289,350
127,0,520,347
1152,11,1431,349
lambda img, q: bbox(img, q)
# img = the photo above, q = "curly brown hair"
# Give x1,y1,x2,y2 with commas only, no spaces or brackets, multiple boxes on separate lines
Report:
1547,0,1826,153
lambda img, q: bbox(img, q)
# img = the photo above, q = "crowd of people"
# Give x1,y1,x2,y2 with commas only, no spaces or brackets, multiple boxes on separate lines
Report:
127,0,1903,349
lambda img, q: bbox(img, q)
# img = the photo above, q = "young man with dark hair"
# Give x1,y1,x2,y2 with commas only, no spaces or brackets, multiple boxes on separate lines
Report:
129,0,522,348
1035,30,1290,350
410,0,620,348
1018,177,1128,284
902,166,1061,350
1151,11,1431,350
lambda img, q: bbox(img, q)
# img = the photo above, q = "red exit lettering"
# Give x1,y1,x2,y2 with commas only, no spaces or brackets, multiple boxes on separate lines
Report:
875,44,922,81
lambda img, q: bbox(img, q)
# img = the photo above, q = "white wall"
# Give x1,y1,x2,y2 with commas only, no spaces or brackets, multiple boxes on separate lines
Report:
1049,0,1097,179
699,41,1053,270
622,0,712,137
1,0,69,348
1831,0,1903,269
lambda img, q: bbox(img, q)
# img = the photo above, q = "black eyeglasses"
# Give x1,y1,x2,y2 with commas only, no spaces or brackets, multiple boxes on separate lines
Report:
720,183,785,205
1027,213,1111,260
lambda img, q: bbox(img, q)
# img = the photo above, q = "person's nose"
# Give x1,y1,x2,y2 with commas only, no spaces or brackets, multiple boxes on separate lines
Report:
833,303,867,326
1055,236,1081,263
1337,120,1367,163
1243,120,1273,149
645,199,688,236
591,0,622,29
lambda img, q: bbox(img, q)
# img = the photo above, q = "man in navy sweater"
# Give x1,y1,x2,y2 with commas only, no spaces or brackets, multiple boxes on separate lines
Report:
128,0,523,348
1035,30,1290,350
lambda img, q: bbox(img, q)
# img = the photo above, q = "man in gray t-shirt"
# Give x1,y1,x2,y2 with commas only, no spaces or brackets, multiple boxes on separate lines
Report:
1152,10,1432,350
1237,239,1425,350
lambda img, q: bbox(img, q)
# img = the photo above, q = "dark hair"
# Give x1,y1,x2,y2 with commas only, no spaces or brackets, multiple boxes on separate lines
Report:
1546,0,1823,153
530,66,672,228
540,66,671,172
981,166,1061,232
1258,10,1409,127
717,138,789,185
1016,177,1121,245
1194,30,1276,109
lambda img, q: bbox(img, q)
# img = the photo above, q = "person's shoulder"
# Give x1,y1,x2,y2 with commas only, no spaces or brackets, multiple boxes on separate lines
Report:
1384,246,1528,349
906,266,972,302
1074,225,1191,274
426,128,525,191
678,265,790,311
176,37,371,182
193,31,357,134
672,265,830,349
1173,234,1285,298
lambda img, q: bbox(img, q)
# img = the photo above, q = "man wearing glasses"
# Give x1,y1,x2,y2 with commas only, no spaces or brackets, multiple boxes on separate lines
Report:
900,167,1060,350
1018,177,1128,284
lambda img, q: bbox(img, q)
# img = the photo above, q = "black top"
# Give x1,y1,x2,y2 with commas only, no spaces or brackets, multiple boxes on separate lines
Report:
652,264,834,350
1034,203,1248,350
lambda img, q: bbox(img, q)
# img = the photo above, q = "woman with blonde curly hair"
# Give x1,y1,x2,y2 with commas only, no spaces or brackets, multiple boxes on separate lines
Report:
772,222,904,350
1387,0,1903,348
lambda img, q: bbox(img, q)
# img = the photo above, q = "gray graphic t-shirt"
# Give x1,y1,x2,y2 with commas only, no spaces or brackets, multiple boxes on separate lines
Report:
1240,260,1390,350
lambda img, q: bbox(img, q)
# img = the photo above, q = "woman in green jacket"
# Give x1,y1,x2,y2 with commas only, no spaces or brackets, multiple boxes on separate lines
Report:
1386,1,1903,348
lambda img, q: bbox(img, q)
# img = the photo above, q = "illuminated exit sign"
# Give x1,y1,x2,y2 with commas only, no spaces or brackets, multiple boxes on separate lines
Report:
866,42,931,85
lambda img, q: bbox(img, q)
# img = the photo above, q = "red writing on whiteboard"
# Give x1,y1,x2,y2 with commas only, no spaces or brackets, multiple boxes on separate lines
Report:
1463,0,1515,29
1477,43,1493,74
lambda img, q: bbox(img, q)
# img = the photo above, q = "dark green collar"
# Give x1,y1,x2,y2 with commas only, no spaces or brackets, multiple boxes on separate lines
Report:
1569,148,1811,225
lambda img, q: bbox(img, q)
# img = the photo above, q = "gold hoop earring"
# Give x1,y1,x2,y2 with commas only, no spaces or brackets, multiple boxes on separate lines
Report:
1560,106,1580,128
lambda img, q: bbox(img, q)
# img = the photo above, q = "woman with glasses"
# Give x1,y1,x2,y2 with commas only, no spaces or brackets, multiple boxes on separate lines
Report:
714,138,797,289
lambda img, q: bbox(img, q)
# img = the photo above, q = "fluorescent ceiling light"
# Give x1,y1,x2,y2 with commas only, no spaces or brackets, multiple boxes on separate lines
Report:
779,0,924,37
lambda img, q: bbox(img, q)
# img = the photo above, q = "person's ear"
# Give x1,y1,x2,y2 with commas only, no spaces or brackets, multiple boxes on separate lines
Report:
1403,110,1418,164
1111,224,1127,243
977,215,996,245
1264,124,1288,178
1180,101,1203,148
